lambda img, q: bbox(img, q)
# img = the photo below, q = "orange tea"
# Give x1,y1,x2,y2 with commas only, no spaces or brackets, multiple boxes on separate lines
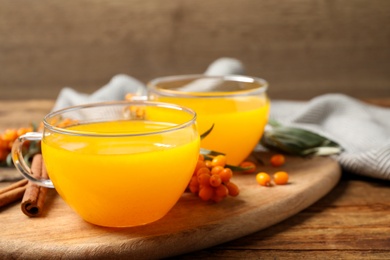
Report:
148,75,269,165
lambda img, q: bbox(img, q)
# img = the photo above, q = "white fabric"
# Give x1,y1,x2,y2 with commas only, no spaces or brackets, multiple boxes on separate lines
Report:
52,57,245,111
52,74,146,111
51,57,390,180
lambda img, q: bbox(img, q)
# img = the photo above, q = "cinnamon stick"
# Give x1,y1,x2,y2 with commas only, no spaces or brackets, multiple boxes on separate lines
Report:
21,154,49,217
0,179,28,208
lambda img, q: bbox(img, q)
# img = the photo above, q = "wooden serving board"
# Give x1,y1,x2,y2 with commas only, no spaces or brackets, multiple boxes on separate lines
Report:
0,152,340,259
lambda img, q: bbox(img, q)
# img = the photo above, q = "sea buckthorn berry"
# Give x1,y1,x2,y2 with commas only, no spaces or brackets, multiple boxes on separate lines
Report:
56,118,75,128
16,127,32,136
0,149,7,161
189,186,199,194
218,168,233,183
256,172,271,186
125,93,135,101
135,107,146,119
7,140,14,150
215,184,229,198
196,167,211,176
198,173,211,186
2,129,18,142
204,160,213,168
199,186,214,201
273,171,289,185
194,160,206,175
0,137,8,150
226,182,239,197
212,194,224,203
211,165,224,175
127,106,146,119
0,138,10,152
190,175,199,186
270,154,285,167
239,161,257,173
209,174,222,187
211,155,227,167
189,181,200,194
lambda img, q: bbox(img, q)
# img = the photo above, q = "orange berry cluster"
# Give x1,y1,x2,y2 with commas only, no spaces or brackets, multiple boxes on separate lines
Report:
0,119,75,166
0,127,33,162
188,154,239,202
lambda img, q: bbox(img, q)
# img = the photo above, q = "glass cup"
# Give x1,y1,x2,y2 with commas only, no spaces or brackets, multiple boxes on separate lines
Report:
148,75,269,165
12,101,199,227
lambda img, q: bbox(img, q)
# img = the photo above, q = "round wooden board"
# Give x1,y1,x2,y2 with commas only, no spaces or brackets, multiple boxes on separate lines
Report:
0,152,340,259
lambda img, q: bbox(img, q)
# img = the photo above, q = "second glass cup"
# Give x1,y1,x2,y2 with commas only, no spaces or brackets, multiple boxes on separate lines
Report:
148,75,270,165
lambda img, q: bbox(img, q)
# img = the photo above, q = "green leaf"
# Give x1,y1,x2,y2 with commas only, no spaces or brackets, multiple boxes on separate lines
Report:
200,124,215,140
31,122,39,132
225,164,253,172
6,153,13,167
260,122,342,156
200,148,225,157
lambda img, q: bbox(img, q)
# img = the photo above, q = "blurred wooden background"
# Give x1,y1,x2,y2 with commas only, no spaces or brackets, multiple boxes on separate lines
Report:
0,0,389,100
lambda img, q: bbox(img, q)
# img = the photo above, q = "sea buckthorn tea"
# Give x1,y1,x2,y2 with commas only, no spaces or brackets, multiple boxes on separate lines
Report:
12,101,200,227
148,75,269,165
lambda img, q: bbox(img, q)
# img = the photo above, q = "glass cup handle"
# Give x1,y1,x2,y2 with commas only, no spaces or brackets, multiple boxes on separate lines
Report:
11,132,54,188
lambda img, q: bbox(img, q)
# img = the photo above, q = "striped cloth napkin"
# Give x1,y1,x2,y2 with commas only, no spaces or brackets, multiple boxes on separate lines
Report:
270,94,390,180
51,58,390,181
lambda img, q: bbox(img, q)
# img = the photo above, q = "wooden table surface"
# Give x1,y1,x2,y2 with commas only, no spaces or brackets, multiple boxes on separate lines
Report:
1,99,390,259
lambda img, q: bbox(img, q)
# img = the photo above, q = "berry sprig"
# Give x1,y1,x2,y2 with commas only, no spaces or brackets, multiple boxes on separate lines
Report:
188,154,239,203
0,126,36,167
0,119,76,167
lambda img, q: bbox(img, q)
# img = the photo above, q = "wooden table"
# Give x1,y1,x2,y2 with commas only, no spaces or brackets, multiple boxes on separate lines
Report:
1,100,390,259
177,173,390,259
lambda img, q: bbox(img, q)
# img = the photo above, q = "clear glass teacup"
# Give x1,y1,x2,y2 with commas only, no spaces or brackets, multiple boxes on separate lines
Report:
148,75,269,165
12,101,200,227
